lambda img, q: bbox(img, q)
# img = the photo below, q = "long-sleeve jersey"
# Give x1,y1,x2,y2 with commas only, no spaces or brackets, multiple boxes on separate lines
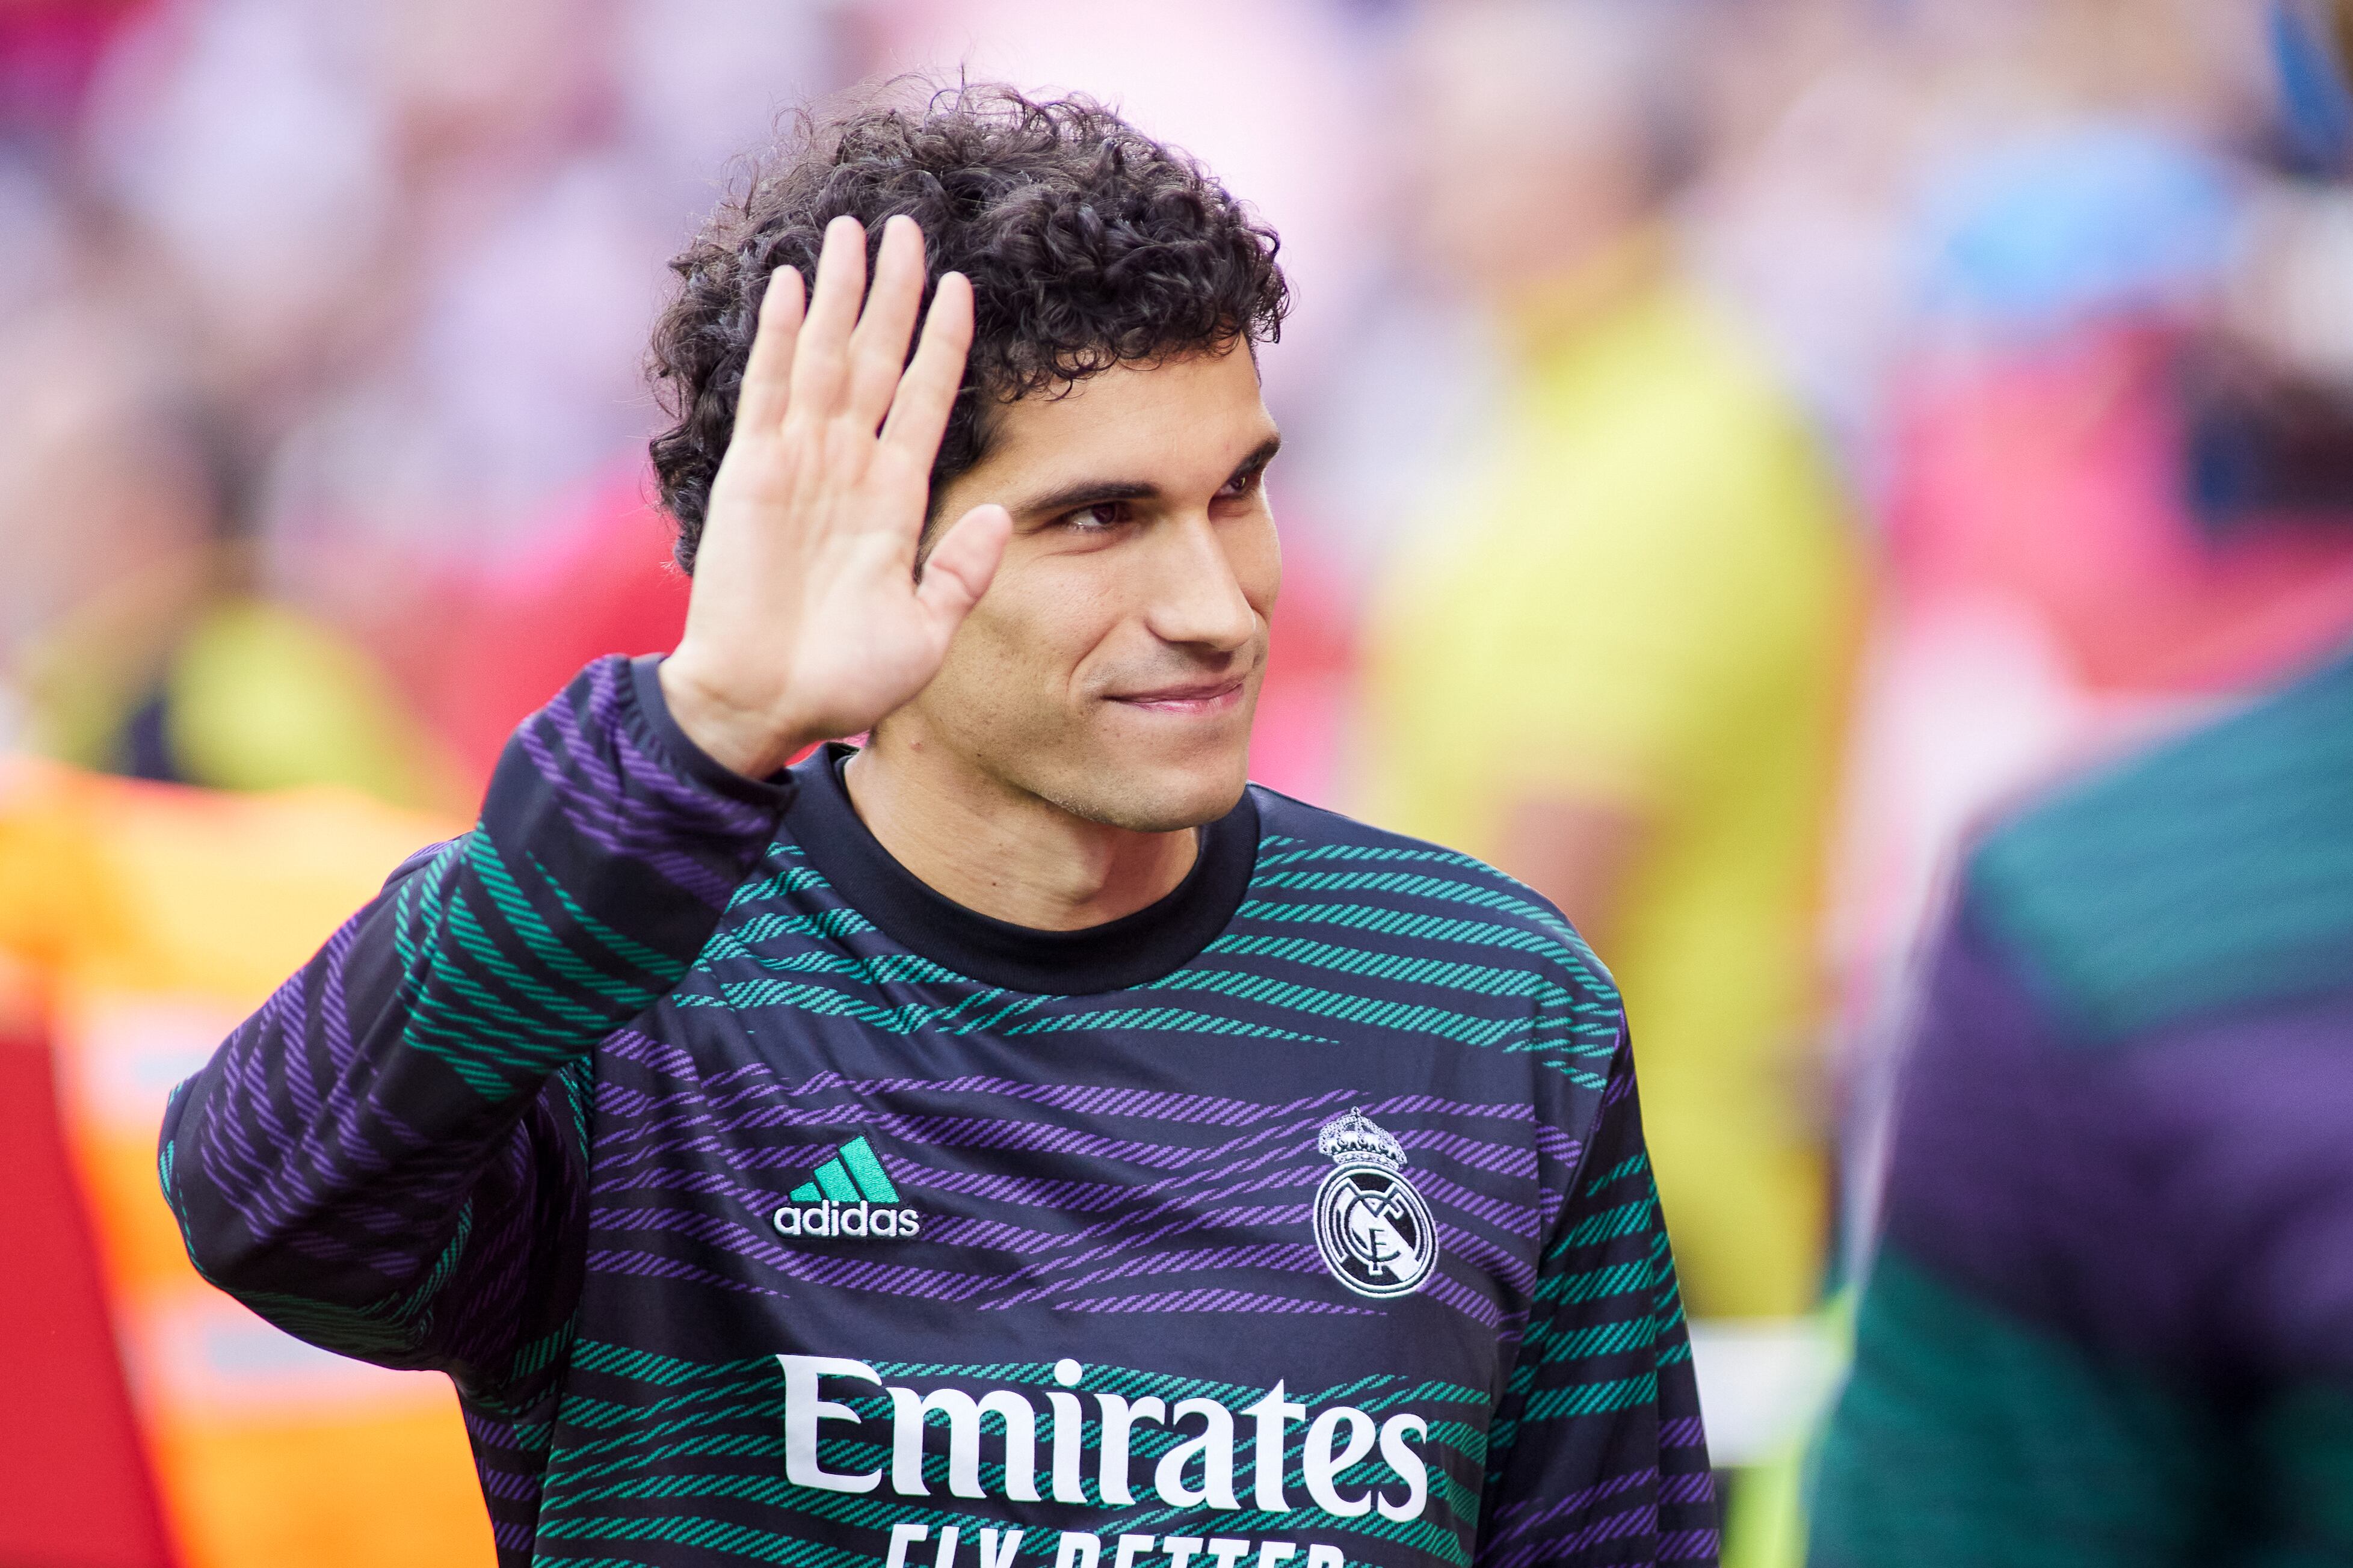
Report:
161,656,1715,1568
1810,651,2353,1565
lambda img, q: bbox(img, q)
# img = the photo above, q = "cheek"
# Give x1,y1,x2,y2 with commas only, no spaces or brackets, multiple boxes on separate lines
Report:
938,565,1116,715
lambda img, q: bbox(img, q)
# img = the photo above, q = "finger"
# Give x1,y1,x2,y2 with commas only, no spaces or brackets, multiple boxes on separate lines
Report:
844,215,927,428
879,271,975,462
914,502,1011,637
789,215,866,417
732,265,805,437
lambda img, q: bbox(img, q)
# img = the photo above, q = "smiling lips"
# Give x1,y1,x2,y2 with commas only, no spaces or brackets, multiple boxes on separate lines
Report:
1108,676,1247,716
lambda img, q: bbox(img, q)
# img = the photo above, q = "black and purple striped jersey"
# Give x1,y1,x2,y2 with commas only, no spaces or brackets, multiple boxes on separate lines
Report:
159,656,1715,1568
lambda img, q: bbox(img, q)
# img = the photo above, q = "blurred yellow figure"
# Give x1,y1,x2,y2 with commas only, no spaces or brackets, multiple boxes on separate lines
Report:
1366,275,1860,1317
26,594,461,808
1369,0,1863,1318
0,304,463,813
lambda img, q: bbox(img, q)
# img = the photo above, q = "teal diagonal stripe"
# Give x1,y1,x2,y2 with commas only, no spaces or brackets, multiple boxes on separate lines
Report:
811,1158,861,1202
837,1137,899,1204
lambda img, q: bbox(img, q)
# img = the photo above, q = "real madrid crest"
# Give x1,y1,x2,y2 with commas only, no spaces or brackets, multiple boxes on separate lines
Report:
1312,1110,1439,1300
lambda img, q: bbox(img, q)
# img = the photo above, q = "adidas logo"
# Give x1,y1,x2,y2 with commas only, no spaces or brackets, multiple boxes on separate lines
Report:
773,1136,922,1241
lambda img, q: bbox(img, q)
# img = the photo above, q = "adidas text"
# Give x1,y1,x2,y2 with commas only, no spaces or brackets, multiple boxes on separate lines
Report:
775,1135,921,1241
774,1198,922,1240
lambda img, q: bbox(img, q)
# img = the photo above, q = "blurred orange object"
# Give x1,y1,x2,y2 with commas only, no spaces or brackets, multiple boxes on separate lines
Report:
0,760,492,1568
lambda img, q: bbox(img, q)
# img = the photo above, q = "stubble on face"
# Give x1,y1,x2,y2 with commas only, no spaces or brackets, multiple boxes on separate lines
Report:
893,346,1282,834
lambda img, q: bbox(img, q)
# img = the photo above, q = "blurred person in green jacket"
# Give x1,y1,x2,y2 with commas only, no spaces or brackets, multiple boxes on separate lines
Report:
1364,0,1865,1328
0,303,461,810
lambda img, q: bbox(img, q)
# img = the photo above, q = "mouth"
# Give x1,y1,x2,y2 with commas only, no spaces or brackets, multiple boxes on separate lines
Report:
1106,676,1248,717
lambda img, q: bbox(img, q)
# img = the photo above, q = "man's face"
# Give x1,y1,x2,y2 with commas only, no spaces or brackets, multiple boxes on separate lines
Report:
899,345,1281,833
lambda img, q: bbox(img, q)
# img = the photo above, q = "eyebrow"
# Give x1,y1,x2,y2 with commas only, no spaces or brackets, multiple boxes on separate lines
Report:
1012,434,1283,520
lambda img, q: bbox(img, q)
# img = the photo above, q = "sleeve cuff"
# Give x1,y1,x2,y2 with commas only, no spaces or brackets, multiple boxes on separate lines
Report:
626,654,798,814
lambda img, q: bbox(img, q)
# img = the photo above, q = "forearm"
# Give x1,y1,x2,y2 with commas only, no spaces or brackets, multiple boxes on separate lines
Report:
159,656,788,1360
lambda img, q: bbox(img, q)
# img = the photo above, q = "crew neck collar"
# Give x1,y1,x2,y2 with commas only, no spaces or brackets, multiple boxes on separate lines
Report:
783,742,1259,995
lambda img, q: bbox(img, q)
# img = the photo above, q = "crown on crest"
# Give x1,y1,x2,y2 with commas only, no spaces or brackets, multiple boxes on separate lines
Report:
1318,1109,1407,1171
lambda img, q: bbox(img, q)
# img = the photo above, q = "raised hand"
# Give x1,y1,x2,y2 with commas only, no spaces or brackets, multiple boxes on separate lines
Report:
659,214,1012,778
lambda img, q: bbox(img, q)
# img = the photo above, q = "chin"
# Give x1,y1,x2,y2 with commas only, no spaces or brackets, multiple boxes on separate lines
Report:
1045,747,1251,834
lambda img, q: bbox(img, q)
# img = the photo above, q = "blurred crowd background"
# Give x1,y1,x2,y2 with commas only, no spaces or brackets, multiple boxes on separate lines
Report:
4,0,2351,1565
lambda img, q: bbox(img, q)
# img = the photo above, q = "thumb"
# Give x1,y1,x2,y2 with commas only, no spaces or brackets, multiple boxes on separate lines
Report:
914,503,1011,635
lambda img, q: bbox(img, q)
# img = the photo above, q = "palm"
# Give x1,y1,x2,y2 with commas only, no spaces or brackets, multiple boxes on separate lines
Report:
663,216,1010,776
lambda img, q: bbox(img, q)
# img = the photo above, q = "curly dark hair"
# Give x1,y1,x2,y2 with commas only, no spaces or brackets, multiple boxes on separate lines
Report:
647,84,1291,571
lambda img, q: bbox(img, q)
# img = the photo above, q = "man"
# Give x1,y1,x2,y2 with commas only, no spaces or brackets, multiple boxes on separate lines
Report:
0,303,461,810
1364,0,1861,1324
160,89,1715,1567
1812,10,2353,1559
1809,647,2353,1564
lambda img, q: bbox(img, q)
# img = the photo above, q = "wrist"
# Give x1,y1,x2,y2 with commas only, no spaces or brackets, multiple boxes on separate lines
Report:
657,654,813,780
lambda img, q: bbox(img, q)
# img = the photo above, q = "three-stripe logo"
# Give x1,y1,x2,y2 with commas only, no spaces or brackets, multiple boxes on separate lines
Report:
791,1136,900,1205
774,1136,921,1241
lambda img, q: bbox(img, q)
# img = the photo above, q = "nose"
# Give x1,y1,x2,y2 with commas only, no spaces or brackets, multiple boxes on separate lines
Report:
1140,510,1260,656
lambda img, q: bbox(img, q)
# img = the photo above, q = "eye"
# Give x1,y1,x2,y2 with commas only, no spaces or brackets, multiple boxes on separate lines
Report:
1060,500,1133,533
1216,468,1265,503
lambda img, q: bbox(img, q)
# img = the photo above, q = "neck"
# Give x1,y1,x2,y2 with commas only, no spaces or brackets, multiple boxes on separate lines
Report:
843,728,1200,932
